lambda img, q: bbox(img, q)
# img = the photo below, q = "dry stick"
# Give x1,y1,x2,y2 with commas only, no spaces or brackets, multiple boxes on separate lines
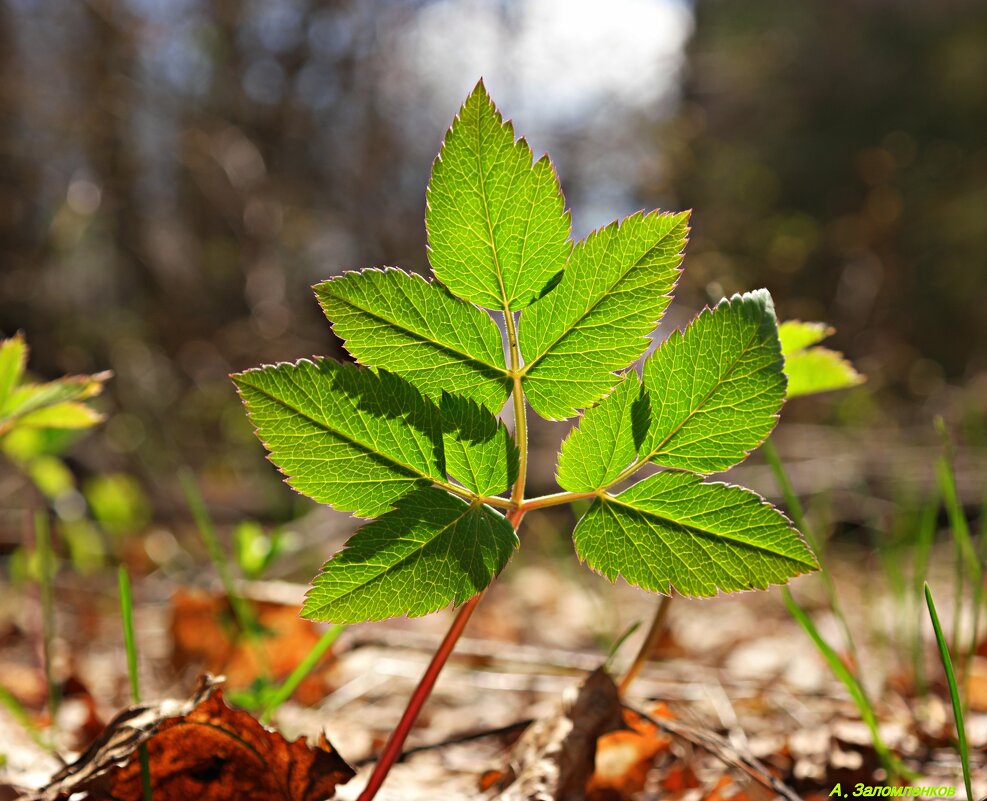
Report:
618,594,672,694
352,717,536,768
624,702,802,801
355,507,526,801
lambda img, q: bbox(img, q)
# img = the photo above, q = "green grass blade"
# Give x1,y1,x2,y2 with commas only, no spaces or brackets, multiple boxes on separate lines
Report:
935,420,981,706
911,489,939,694
925,583,974,801
118,568,141,702
178,468,257,638
764,439,861,669
783,587,908,780
0,684,50,751
260,624,344,724
118,567,152,801
34,511,59,728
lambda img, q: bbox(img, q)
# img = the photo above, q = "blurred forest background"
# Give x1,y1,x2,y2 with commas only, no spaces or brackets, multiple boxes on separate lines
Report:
1,0,986,530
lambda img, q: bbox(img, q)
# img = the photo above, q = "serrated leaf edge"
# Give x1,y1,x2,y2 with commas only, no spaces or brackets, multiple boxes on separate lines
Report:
640,289,785,473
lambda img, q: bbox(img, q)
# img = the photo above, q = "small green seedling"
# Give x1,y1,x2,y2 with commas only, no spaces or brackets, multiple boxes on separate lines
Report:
0,334,112,572
0,333,108,439
234,81,818,799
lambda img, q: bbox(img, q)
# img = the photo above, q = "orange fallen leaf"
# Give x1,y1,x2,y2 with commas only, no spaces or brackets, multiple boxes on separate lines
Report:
586,706,672,800
170,588,332,704
23,675,354,801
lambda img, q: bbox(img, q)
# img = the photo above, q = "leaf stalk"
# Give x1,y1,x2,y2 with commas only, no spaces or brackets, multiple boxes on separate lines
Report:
355,507,526,801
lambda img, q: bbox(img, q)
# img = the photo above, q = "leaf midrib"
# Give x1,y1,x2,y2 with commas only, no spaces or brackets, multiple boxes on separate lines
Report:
521,222,682,377
602,493,811,565
312,503,476,609
639,321,767,466
239,376,441,484
325,291,508,378
474,98,514,314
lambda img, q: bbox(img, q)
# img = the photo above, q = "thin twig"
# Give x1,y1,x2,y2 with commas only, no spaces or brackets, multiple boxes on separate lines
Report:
623,702,802,801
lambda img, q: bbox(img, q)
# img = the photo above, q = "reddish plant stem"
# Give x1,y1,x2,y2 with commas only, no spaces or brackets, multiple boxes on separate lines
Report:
356,507,525,801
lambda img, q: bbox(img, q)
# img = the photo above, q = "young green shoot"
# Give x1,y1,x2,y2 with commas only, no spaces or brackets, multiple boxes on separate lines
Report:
925,583,974,801
178,468,260,641
118,568,152,801
234,81,818,800
260,624,344,725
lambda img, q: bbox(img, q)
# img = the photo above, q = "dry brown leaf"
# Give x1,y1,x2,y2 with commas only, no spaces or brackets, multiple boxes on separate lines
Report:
586,705,672,800
170,588,331,703
490,667,625,801
20,674,354,801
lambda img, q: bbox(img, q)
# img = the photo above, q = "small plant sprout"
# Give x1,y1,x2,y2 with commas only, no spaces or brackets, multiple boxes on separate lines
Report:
0,333,109,440
234,81,818,800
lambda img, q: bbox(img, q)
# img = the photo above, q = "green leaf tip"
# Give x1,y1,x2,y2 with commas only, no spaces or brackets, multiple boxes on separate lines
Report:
573,471,818,598
520,209,690,420
640,289,786,474
777,319,864,399
302,487,518,623
426,80,571,311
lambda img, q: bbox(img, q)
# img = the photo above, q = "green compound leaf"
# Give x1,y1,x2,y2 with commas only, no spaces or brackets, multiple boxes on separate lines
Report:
426,80,571,311
315,268,511,412
441,392,518,497
233,358,446,518
640,290,786,474
520,210,689,420
778,320,864,399
572,471,818,597
557,372,649,493
302,487,518,623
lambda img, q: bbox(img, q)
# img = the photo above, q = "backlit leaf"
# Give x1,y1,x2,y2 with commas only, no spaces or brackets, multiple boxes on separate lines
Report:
520,210,688,419
233,359,446,518
441,392,518,497
426,80,571,311
640,290,785,474
785,348,864,398
557,372,649,493
302,487,517,622
315,268,511,411
777,320,832,356
778,320,863,398
572,471,817,597
17,402,104,430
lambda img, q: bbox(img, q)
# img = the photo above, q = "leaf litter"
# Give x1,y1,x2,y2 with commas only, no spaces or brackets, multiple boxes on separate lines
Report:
2,556,986,800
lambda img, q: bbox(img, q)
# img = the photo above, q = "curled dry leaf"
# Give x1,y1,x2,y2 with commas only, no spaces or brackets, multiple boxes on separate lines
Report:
19,675,354,801
586,705,672,800
490,667,625,801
